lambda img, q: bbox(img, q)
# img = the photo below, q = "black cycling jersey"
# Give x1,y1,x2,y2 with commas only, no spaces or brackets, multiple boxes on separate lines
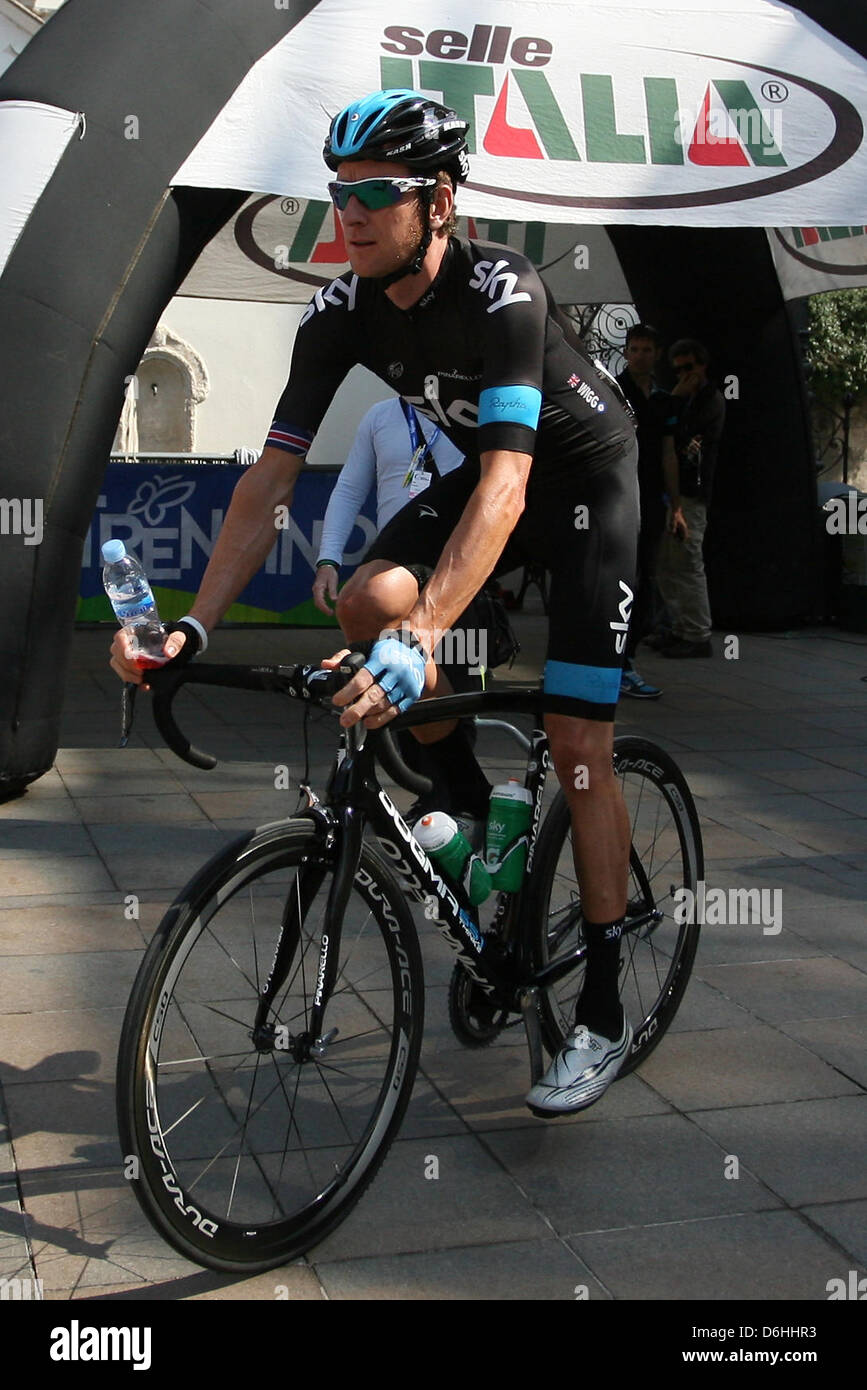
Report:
266,236,639,720
269,237,634,481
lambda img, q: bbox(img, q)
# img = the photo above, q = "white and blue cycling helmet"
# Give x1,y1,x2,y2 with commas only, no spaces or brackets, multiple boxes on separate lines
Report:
323,89,470,186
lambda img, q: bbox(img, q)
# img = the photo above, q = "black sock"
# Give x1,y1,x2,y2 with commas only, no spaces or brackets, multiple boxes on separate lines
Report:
576,917,625,1040
397,721,490,819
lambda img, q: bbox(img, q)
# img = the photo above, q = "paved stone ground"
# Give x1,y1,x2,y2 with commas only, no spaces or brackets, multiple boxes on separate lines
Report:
0,611,865,1302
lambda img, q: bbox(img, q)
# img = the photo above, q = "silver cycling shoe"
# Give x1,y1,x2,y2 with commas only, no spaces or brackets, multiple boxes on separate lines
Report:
526,1015,633,1116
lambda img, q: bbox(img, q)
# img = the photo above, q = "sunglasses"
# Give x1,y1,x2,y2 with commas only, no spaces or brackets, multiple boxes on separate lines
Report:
674,362,698,373
327,177,436,212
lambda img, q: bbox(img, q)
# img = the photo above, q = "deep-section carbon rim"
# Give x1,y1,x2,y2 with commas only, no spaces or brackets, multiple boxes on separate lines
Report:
530,737,703,1072
117,820,423,1272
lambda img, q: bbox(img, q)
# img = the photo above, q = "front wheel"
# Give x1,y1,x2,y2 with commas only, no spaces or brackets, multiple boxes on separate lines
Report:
528,737,703,1073
117,818,424,1272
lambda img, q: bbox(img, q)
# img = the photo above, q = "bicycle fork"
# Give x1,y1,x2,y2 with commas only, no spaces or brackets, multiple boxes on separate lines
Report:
249,795,361,1063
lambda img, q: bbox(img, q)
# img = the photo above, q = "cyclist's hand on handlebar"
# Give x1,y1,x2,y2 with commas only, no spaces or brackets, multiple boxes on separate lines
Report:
323,636,429,729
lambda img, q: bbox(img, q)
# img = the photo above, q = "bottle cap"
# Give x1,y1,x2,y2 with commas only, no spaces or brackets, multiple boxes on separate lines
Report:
101,539,127,563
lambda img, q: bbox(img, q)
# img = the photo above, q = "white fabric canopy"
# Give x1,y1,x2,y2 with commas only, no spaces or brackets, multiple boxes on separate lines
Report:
173,0,867,229
0,101,82,280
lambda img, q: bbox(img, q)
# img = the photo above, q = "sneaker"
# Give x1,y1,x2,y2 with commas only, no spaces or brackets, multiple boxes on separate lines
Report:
620,668,662,700
661,638,713,658
641,631,673,651
525,1015,633,1116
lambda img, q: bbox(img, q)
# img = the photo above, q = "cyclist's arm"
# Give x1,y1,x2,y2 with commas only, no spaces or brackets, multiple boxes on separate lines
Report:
186,445,304,631
408,447,531,651
328,446,530,727
317,409,379,568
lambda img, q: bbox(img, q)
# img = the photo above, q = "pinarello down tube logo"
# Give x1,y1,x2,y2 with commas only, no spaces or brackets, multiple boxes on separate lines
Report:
465,55,863,211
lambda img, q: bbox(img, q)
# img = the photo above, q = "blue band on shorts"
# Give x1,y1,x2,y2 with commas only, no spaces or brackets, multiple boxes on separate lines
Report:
544,659,622,705
479,385,542,430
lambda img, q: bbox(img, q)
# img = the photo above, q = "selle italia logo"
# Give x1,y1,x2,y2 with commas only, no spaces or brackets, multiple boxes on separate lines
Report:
380,22,863,209
774,223,867,276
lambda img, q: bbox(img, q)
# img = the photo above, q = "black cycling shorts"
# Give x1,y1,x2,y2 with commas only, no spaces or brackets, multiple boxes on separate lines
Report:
363,440,639,721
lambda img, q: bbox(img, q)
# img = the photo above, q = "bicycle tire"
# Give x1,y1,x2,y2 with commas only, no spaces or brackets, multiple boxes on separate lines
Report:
117,817,424,1273
528,737,703,1074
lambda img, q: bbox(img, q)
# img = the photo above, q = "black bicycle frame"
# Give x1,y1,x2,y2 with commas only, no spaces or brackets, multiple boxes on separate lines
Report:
300,699,582,1043
148,668,662,1048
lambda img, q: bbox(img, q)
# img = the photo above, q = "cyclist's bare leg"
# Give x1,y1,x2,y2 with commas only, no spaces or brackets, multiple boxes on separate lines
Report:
336,559,457,742
544,712,628,925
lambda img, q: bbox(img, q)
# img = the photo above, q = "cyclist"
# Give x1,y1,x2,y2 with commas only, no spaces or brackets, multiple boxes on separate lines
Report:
110,89,639,1115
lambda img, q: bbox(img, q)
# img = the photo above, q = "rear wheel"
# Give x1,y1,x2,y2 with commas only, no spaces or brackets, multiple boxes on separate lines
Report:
529,737,703,1072
117,818,423,1272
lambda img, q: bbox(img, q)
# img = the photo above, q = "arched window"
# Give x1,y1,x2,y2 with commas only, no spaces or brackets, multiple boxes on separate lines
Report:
114,326,209,454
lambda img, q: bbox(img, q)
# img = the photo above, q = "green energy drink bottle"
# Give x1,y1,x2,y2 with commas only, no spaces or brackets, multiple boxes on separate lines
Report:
485,781,534,892
414,812,493,906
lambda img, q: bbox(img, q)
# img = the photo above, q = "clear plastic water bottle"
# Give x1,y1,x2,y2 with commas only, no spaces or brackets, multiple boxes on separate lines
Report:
414,812,493,906
101,539,168,669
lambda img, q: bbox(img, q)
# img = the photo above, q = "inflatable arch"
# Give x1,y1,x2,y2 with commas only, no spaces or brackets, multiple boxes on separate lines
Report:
0,0,865,792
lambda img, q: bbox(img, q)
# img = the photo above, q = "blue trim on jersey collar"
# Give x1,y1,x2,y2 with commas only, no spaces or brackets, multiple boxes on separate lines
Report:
544,659,622,704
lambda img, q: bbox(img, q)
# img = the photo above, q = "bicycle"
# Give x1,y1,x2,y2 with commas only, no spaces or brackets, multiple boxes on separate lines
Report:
116,656,703,1273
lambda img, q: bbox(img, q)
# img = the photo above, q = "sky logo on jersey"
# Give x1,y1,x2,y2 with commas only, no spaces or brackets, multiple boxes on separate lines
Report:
469,257,533,313
479,385,541,430
298,274,358,325
379,22,863,210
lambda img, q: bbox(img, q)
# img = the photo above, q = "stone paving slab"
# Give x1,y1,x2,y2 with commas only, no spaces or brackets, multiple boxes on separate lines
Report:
689,1096,867,1207
313,1235,606,1300
567,1210,863,1302
635,1023,861,1110
800,1200,867,1269
483,1112,783,1235
693,957,866,1025
0,950,143,1018
310,1133,554,1263
777,1016,867,1089
0,903,155,956
0,1007,126,1087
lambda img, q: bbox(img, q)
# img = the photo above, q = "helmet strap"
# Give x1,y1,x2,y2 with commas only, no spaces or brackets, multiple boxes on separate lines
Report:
376,185,436,289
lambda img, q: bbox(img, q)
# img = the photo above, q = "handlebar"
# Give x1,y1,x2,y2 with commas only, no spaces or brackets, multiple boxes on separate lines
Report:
145,658,433,795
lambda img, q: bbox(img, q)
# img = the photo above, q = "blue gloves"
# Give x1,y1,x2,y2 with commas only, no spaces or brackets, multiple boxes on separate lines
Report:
364,634,427,712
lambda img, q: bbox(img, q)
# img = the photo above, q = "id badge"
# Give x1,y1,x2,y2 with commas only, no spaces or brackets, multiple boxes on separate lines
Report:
408,469,432,499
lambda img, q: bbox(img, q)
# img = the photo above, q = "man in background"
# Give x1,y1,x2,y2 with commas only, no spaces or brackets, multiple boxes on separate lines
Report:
656,338,726,659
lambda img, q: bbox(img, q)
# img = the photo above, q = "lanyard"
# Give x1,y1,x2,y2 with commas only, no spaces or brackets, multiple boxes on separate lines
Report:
399,399,440,485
